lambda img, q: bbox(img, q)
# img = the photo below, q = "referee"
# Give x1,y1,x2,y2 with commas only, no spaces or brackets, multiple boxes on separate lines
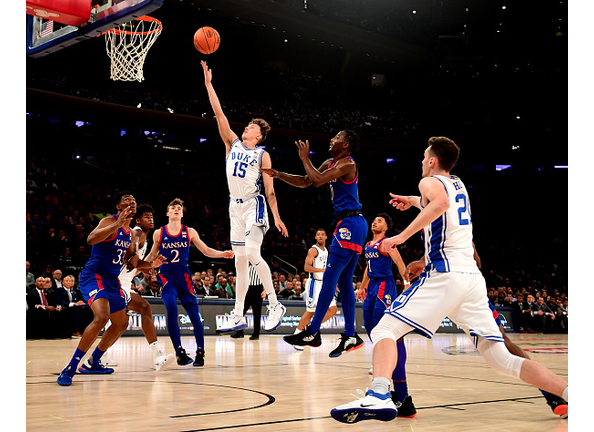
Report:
231,264,265,340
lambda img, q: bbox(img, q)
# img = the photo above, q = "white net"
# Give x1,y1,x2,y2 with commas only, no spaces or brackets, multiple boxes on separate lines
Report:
104,16,162,82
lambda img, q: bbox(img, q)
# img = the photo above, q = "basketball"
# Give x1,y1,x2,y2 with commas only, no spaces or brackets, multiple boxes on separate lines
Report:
194,26,220,54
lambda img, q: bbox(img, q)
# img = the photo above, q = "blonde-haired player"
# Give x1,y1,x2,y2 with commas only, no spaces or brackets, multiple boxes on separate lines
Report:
201,61,288,332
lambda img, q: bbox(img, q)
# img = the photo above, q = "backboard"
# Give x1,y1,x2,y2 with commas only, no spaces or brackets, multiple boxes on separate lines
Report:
26,0,163,58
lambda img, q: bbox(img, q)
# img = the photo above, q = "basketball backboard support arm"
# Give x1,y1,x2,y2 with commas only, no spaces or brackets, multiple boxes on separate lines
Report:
26,0,163,58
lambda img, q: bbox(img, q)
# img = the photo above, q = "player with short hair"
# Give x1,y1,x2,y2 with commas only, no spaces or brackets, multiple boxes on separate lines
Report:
201,61,288,334
104,203,175,372
359,213,416,417
330,136,568,423
57,192,164,386
146,198,234,366
261,130,367,357
291,228,337,351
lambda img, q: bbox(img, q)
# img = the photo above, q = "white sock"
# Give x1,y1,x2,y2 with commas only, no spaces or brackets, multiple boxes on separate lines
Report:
149,341,161,358
562,386,568,402
370,377,391,396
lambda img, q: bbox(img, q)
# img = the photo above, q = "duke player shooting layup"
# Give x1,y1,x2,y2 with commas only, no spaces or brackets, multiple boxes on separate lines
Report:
201,61,288,333
262,131,367,357
331,137,569,424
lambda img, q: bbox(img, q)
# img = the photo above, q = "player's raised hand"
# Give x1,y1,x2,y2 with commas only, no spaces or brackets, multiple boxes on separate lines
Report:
295,140,310,160
259,167,279,178
116,206,134,225
151,255,168,268
380,235,403,253
389,193,412,211
201,60,212,85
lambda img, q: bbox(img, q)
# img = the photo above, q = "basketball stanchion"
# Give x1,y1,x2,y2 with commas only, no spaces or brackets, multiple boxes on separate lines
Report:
103,15,162,82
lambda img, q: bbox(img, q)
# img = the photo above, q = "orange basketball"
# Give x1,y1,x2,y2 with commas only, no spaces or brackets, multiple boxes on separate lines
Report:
193,26,220,54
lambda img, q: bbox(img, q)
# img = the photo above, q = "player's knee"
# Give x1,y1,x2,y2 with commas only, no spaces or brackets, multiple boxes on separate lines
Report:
245,247,262,265
370,318,398,344
477,338,525,378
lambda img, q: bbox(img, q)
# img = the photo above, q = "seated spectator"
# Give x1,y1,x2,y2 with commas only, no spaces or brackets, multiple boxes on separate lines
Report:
531,296,556,333
54,274,91,337
214,282,231,299
26,277,65,339
555,299,568,333
279,281,295,299
288,285,303,301
144,279,162,297
51,269,64,291
26,261,36,289
133,271,149,294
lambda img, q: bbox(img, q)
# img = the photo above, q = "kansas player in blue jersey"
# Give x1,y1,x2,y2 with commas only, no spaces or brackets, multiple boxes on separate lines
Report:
331,136,568,424
57,191,166,386
261,130,367,357
358,213,416,417
146,198,234,367
201,61,288,334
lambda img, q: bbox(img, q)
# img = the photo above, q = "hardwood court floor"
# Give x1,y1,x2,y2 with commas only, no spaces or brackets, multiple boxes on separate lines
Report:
26,332,568,431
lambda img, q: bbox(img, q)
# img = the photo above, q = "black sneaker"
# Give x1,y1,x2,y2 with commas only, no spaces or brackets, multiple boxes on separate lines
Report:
283,325,322,347
230,330,245,339
193,350,205,367
547,396,568,418
329,332,364,358
249,334,259,340
392,393,417,418
176,348,193,366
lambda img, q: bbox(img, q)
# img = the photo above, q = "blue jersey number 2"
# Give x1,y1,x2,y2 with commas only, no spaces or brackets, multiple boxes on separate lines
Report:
455,193,471,225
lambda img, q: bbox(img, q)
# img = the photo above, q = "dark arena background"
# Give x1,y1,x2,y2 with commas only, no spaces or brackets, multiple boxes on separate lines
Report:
20,0,583,431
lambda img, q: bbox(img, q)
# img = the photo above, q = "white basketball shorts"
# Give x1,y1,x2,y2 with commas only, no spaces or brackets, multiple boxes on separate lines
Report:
386,270,504,342
303,278,336,312
229,195,269,247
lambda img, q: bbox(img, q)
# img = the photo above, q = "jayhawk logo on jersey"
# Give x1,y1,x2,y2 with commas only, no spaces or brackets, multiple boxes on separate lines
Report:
338,227,352,240
384,294,392,305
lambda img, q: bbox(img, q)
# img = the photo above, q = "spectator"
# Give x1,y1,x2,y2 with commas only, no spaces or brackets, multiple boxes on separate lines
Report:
288,284,303,301
133,271,149,294
279,280,295,299
54,274,90,337
555,299,568,333
26,277,64,339
278,274,287,291
26,261,36,289
145,279,163,297
51,269,64,291
214,282,231,299
531,296,556,333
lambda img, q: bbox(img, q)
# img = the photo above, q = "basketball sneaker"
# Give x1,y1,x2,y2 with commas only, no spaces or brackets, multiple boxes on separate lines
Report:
57,364,77,386
330,389,398,424
329,332,364,358
283,325,322,347
78,359,115,374
264,302,286,331
193,350,205,367
547,397,568,418
217,311,248,332
292,329,305,351
392,393,417,418
176,348,193,366
102,356,118,367
154,353,175,372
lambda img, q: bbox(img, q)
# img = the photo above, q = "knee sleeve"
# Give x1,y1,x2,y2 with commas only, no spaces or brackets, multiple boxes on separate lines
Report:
370,314,412,345
477,338,525,379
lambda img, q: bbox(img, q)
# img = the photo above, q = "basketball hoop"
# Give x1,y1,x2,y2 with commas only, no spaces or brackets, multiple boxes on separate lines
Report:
103,15,162,82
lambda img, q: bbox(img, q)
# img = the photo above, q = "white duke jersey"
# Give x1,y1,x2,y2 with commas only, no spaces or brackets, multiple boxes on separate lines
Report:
226,139,266,199
421,175,478,273
118,227,148,290
309,245,328,281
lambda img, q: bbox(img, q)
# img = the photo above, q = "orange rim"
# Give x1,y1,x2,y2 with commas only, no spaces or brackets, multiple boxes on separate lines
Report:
103,16,162,36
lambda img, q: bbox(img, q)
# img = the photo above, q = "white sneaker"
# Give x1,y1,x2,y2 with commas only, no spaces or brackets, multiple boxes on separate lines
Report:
154,353,175,372
217,311,247,332
330,389,398,424
102,356,118,367
264,302,286,331
292,329,305,351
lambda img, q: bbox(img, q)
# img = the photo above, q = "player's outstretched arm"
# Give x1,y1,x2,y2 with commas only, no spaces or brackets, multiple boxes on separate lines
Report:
388,193,421,211
261,152,289,237
201,61,238,153
189,228,235,259
296,140,354,186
